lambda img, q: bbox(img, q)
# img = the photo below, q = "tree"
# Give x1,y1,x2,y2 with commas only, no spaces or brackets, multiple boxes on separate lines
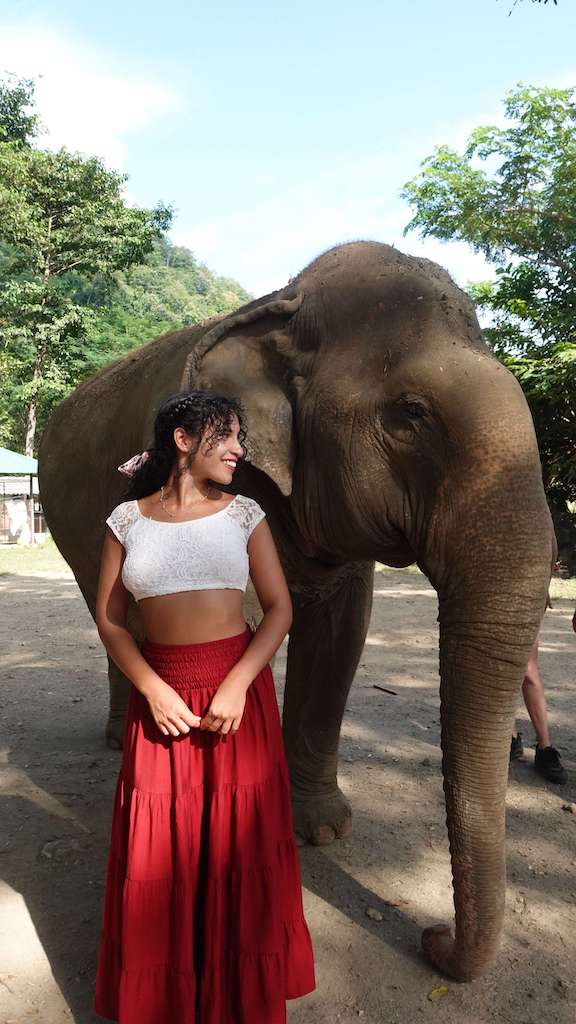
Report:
0,77,172,454
510,0,558,7
0,77,250,456
0,75,39,145
402,84,576,555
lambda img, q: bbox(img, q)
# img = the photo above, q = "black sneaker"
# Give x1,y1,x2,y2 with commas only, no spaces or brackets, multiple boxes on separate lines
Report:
534,746,567,784
510,733,524,761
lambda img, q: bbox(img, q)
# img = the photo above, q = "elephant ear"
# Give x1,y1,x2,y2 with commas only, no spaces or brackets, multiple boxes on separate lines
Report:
180,294,303,496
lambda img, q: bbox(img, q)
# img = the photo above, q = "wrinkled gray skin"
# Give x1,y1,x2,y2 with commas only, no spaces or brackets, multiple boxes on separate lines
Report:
39,242,553,982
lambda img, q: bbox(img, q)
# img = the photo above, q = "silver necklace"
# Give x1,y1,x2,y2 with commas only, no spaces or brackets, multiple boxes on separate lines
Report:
160,483,212,518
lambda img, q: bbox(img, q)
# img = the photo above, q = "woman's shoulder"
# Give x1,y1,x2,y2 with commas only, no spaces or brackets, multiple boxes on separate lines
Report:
105,499,139,543
231,493,263,511
228,494,266,537
107,498,139,518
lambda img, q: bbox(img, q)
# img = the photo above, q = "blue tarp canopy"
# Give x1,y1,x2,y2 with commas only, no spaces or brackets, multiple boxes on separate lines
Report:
0,447,38,474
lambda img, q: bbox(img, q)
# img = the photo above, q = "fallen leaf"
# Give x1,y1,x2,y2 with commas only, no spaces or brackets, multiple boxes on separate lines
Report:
428,984,449,1002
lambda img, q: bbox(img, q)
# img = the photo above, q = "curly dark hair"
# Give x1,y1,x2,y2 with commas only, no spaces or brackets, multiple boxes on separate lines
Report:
126,391,248,499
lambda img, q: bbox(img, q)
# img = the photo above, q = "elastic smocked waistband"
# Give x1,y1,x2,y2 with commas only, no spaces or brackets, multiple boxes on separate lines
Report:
140,627,254,689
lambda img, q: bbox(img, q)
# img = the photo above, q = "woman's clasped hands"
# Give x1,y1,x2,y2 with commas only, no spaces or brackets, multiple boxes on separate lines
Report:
146,679,201,737
146,676,246,737
200,677,246,735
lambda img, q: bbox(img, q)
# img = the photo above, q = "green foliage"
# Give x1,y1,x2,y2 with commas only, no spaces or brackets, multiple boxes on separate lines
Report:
403,84,576,536
66,238,251,383
404,85,576,308
0,142,172,279
512,0,557,6
100,238,250,328
499,345,576,504
0,132,172,452
0,75,39,145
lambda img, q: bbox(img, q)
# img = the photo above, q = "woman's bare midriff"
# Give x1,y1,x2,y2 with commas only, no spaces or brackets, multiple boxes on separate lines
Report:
138,588,248,645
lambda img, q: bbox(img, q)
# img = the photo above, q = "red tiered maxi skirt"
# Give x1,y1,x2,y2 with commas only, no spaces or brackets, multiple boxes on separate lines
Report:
94,628,315,1024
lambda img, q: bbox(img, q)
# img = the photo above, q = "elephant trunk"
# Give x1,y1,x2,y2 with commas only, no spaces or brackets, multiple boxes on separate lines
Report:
425,399,553,980
434,619,533,980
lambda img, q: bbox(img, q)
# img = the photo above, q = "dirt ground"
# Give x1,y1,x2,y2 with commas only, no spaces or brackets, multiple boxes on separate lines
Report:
1,552,575,1024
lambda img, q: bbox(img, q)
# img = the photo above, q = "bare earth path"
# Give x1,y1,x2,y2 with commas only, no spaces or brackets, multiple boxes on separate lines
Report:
1,557,575,1024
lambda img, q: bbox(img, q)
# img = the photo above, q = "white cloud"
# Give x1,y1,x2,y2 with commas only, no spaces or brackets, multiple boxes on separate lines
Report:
0,21,179,169
175,157,494,297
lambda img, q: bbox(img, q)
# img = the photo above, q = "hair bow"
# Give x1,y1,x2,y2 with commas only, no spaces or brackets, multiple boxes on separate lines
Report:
117,451,150,477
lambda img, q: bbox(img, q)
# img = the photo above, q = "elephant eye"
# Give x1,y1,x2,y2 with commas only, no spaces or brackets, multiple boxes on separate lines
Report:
397,396,431,422
378,394,435,446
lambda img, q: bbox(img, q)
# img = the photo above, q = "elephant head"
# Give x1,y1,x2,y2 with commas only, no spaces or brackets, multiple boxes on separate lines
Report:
183,241,553,981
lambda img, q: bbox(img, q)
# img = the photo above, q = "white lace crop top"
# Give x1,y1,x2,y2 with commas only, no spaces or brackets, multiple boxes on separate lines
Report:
105,495,266,602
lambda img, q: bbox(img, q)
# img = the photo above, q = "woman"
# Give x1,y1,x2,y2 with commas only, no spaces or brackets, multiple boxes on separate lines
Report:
93,391,315,1024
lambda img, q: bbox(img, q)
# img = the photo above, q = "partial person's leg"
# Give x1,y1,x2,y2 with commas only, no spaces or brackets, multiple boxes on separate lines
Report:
521,638,551,749
520,638,567,783
508,641,542,761
509,726,524,760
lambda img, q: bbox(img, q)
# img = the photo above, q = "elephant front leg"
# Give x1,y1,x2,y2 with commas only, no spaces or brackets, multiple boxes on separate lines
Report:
105,656,132,750
105,604,144,750
283,563,374,845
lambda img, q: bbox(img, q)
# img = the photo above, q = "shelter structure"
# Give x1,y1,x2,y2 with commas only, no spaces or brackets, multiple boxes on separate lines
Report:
0,447,44,545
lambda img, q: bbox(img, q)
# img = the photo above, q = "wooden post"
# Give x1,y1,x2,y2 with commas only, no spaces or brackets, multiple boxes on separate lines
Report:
29,473,35,546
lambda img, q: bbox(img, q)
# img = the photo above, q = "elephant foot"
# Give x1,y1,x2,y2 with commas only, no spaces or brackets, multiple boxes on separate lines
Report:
105,719,125,751
422,924,489,983
291,787,352,846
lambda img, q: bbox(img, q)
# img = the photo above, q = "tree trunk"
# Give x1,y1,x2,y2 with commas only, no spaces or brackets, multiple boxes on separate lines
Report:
25,215,52,456
24,341,44,457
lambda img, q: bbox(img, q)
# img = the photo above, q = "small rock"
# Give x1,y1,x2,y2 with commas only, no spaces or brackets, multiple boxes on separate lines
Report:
40,837,81,862
420,758,431,767
561,803,574,814
365,906,383,922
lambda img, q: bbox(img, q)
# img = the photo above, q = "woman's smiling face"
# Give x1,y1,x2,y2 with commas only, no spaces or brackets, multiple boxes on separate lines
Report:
183,414,245,486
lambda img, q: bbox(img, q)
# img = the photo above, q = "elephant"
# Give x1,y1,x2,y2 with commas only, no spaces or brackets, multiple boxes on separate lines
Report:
38,240,553,983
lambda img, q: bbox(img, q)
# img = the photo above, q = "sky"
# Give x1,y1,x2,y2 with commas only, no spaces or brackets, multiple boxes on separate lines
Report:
1,0,575,297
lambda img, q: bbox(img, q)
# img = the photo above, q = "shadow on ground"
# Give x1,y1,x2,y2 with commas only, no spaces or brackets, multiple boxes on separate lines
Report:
0,571,575,1024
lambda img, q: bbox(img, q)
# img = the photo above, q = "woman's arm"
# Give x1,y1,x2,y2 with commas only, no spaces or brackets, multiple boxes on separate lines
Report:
96,529,201,736
201,519,292,733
